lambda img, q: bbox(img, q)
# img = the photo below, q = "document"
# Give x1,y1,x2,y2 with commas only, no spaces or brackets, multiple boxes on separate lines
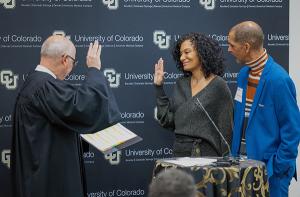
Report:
161,157,217,167
81,123,142,155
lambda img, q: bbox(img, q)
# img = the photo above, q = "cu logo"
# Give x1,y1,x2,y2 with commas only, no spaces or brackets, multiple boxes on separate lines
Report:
52,30,71,40
104,151,121,165
103,68,121,88
153,30,171,50
0,70,19,90
199,0,215,10
102,0,119,10
0,0,15,9
1,149,11,169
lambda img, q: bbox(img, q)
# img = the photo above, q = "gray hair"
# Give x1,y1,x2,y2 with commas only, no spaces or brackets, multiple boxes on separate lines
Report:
40,35,74,58
230,21,264,50
148,168,197,197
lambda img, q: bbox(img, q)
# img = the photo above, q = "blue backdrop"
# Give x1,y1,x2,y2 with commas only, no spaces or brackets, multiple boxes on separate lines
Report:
0,0,289,196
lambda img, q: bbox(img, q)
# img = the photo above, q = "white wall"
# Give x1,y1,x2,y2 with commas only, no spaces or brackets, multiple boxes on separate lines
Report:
289,0,300,196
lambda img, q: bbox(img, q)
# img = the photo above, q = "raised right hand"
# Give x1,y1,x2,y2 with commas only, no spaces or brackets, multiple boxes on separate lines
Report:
86,40,101,70
154,58,164,86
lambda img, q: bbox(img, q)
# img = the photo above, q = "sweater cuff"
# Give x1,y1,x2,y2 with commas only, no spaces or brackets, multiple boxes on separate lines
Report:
155,84,166,97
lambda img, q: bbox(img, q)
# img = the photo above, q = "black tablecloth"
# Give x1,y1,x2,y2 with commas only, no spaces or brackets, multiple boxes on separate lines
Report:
153,157,269,197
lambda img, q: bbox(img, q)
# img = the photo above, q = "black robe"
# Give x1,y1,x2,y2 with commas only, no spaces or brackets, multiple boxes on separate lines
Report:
11,67,120,197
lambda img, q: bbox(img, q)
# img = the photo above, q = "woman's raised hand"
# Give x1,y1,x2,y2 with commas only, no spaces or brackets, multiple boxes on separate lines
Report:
154,58,164,86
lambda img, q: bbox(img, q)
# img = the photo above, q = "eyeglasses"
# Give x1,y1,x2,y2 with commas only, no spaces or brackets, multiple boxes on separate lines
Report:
65,55,78,67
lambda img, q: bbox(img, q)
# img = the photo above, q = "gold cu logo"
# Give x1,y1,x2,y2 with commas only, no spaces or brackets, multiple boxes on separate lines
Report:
102,0,119,10
104,151,121,165
0,0,15,9
1,149,11,169
153,30,171,50
0,70,19,90
199,0,215,10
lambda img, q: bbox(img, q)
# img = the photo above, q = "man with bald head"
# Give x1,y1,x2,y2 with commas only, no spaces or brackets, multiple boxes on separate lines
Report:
11,35,120,197
228,21,300,197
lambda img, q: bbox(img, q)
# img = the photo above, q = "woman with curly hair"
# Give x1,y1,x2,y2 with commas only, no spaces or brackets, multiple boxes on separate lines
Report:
154,32,233,157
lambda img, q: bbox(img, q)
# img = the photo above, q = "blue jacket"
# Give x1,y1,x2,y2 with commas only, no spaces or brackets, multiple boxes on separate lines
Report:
231,56,300,179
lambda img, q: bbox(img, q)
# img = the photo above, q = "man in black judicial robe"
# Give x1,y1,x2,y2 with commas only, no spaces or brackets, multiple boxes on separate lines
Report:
11,35,120,197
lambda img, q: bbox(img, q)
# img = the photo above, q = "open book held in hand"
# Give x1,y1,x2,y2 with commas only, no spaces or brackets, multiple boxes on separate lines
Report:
81,123,142,155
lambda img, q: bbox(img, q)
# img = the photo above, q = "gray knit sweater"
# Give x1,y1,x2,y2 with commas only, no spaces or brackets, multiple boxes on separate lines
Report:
155,76,233,156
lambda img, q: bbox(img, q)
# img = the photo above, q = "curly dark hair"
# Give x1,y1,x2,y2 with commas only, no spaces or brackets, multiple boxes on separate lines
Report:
172,32,225,78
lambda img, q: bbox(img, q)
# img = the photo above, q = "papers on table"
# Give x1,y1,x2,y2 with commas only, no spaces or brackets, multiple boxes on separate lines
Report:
161,157,217,167
81,123,142,155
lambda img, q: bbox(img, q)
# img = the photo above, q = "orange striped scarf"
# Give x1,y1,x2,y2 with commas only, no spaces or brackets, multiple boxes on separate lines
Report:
244,49,268,119
240,49,268,155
